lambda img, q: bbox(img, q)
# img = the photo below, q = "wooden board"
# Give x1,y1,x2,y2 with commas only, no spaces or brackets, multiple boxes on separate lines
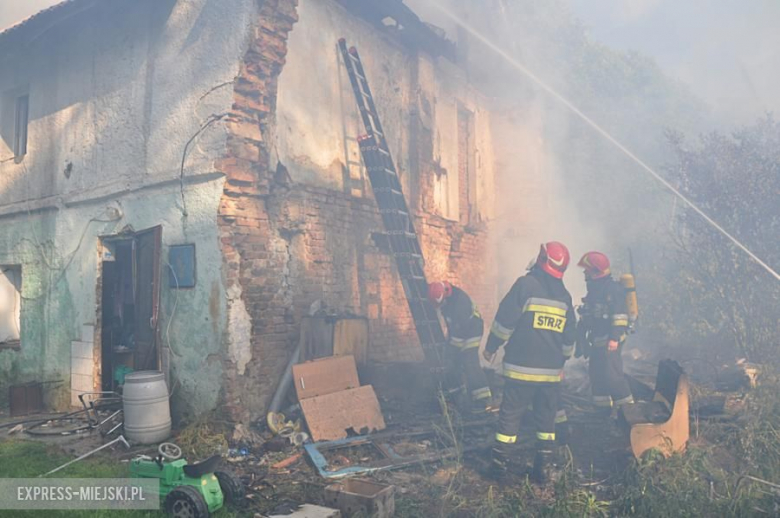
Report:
300,385,386,442
292,355,360,401
333,318,368,365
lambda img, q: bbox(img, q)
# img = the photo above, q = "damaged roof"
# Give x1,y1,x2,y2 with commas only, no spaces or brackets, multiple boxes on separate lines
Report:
335,0,456,60
1,0,456,60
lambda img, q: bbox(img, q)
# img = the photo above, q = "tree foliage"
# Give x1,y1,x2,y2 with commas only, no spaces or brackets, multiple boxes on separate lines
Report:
662,115,780,362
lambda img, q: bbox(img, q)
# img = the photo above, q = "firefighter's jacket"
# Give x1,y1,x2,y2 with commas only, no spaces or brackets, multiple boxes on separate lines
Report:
440,286,483,350
577,276,629,347
485,268,577,382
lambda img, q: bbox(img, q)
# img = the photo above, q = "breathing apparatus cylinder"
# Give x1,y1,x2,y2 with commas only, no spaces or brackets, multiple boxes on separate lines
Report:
620,273,638,326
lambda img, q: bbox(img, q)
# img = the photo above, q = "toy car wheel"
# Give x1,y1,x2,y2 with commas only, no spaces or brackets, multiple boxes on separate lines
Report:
165,485,209,518
215,470,246,505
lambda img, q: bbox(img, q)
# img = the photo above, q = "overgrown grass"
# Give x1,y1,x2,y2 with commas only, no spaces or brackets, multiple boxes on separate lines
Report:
0,439,242,517
394,376,780,517
394,469,612,518
730,372,780,482
608,373,780,517
174,413,229,460
0,440,124,479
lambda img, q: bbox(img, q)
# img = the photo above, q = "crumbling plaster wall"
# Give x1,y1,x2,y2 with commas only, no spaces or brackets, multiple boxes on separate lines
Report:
0,0,259,417
218,0,499,422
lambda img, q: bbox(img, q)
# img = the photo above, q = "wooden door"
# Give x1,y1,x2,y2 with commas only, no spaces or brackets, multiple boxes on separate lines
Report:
133,226,162,371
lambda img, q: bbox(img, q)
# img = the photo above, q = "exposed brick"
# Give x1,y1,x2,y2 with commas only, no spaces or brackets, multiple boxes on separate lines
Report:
216,0,497,425
227,140,261,162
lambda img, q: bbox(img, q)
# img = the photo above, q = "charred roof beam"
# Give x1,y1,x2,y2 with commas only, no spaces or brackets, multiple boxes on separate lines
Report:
335,0,457,61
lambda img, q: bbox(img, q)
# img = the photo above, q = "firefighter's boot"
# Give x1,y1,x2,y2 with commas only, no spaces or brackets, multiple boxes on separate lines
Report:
531,449,554,485
556,422,570,448
489,443,510,480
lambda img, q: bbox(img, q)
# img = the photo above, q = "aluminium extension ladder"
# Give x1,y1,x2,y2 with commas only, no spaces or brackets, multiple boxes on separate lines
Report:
338,38,445,360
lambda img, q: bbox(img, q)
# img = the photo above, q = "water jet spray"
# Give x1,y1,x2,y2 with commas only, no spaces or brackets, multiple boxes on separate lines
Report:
422,0,780,282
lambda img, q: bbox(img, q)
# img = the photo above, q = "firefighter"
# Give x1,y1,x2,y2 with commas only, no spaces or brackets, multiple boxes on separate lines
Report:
428,281,492,411
483,242,577,484
575,251,634,414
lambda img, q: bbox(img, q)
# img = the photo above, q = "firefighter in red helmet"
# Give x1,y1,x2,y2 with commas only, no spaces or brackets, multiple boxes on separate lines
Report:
428,281,492,411
483,242,577,484
576,251,634,414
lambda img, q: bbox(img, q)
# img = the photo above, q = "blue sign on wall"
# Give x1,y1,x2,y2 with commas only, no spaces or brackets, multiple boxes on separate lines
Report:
169,244,196,288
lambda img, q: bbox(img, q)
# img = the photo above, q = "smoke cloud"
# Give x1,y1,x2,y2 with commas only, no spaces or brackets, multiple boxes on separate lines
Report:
569,0,780,125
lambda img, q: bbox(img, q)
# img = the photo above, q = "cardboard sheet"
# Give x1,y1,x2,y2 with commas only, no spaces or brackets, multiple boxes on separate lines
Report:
292,355,360,401
299,386,386,442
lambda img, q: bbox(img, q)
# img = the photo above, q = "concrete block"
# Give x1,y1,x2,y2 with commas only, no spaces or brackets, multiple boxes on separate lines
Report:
71,356,92,376
71,341,94,360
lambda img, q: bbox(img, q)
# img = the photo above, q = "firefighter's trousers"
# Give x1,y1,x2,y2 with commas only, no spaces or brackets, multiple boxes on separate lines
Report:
525,385,569,445
555,384,570,446
448,318,491,404
459,346,491,403
493,380,558,469
589,346,633,409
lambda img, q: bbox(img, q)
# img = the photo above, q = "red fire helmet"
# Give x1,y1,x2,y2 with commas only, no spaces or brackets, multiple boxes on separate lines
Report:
577,251,611,279
536,242,570,279
427,281,453,305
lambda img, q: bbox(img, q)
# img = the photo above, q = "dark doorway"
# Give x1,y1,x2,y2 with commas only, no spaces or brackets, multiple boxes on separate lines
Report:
99,226,162,391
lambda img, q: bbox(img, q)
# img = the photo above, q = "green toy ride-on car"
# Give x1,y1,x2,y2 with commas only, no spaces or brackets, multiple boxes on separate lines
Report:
129,442,245,517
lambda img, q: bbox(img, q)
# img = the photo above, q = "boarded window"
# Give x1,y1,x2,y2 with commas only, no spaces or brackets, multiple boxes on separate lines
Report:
0,266,22,348
13,95,28,158
433,161,458,221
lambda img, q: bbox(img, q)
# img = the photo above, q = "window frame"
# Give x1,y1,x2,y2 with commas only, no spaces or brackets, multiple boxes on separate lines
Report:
13,94,29,159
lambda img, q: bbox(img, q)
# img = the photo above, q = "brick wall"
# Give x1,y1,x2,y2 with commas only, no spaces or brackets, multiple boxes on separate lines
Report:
217,0,497,422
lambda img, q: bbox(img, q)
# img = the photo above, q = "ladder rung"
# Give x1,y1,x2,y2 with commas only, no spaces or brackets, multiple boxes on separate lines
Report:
373,187,403,194
366,165,397,173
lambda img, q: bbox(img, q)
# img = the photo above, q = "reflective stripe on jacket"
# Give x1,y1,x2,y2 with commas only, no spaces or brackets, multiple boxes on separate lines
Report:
485,267,576,381
579,276,629,345
441,286,484,347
